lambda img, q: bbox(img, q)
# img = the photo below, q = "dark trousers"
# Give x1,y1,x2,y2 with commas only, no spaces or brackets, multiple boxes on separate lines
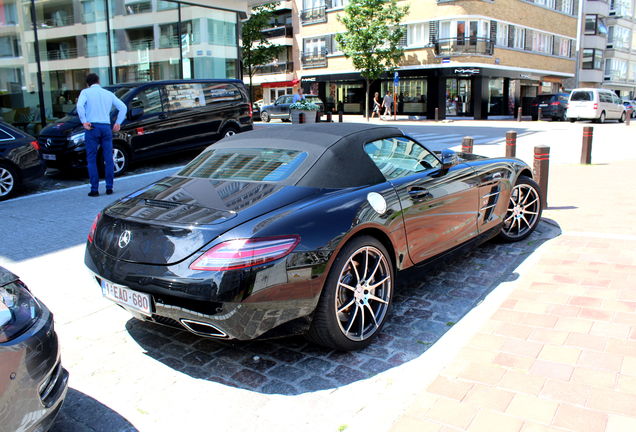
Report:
85,123,113,192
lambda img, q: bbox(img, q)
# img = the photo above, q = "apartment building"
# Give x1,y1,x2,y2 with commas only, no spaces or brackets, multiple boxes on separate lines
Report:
579,0,635,98
0,0,247,134
249,0,577,119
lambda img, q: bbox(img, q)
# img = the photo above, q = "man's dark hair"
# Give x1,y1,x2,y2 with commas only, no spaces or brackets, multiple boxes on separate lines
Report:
86,73,99,86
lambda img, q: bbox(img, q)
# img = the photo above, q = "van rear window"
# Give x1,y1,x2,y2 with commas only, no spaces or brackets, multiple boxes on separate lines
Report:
571,91,593,101
178,148,307,182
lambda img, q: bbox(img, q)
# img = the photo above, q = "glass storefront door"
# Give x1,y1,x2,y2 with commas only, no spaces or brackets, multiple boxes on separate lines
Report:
445,78,472,116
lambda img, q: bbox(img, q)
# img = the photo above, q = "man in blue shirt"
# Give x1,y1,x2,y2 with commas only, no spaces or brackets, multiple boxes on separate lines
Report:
76,73,127,197
292,87,305,103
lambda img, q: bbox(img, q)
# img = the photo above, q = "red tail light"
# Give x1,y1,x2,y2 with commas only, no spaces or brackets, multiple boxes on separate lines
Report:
550,102,560,106
248,104,253,118
532,103,538,106
88,212,102,243
30,140,40,151
190,236,300,271
594,103,598,109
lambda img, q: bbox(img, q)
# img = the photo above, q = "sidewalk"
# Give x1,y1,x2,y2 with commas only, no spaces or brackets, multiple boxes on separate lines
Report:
390,160,636,432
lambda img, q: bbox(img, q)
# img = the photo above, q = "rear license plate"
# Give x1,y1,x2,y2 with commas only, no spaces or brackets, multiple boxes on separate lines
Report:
100,279,152,316
539,104,548,107
42,154,56,160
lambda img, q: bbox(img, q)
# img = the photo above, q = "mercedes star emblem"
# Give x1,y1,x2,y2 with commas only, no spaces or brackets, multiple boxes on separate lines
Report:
118,230,132,248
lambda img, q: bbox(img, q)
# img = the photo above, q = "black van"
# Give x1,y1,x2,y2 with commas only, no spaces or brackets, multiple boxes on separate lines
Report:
37,79,253,175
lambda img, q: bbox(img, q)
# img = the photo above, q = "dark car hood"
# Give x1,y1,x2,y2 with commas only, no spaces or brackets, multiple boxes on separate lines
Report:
93,176,319,265
0,266,18,286
39,115,81,137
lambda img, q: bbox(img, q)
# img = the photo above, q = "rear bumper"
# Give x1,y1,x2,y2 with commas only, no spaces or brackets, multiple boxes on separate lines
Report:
0,306,69,432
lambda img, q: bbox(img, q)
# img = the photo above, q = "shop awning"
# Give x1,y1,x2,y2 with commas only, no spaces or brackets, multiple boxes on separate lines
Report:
261,79,299,88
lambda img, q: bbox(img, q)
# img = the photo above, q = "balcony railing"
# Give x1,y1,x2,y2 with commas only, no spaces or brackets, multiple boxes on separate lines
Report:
434,37,494,56
256,61,294,75
262,25,293,39
129,39,154,51
38,14,74,28
301,6,326,24
46,47,78,60
301,50,327,68
159,34,179,49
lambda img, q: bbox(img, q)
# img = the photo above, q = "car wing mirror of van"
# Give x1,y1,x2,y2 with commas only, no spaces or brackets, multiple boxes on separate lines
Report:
128,107,144,120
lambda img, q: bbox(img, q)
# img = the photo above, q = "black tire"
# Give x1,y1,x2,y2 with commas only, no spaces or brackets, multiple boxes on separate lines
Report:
112,143,129,177
619,112,626,123
498,176,543,242
531,116,538,121
221,125,240,138
0,163,18,201
261,111,270,123
598,111,606,124
569,118,576,123
307,235,394,351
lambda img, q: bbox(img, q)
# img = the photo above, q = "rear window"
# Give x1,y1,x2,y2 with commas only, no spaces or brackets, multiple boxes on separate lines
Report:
178,148,307,182
571,91,593,102
536,95,557,103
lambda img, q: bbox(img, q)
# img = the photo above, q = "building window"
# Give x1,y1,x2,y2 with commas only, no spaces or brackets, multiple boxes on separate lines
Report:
560,0,574,15
553,36,571,57
496,22,508,46
605,58,628,81
508,26,525,50
582,48,603,69
407,23,430,46
0,1,18,25
607,25,631,50
0,36,20,58
585,15,608,35
610,0,633,16
531,31,552,54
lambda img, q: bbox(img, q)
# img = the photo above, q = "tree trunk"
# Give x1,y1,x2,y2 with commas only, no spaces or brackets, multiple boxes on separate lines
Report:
365,78,370,121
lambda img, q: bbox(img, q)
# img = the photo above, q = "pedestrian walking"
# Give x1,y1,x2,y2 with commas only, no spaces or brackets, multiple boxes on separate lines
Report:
292,86,305,103
371,92,381,119
381,91,393,120
76,73,127,197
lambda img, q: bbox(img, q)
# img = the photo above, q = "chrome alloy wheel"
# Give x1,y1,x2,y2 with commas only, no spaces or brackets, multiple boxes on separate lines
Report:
334,246,392,341
502,183,540,240
0,166,15,198
112,147,126,174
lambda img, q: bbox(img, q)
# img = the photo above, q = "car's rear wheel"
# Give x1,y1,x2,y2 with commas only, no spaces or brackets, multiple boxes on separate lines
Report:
308,236,393,351
0,163,18,201
569,118,576,123
261,111,270,123
598,111,606,123
112,143,129,176
619,112,626,123
498,176,543,242
221,125,239,138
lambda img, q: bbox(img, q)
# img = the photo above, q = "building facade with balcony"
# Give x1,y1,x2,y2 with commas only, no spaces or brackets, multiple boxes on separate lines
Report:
294,0,577,119
245,0,296,105
578,0,635,98
0,0,247,134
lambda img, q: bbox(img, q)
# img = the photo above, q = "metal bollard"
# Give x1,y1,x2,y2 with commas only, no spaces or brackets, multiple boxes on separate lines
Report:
533,145,550,208
627,109,632,126
581,126,593,164
461,136,474,153
505,131,517,158
326,111,332,122
537,107,542,121
517,107,522,122
338,111,343,123
299,112,305,124
435,107,439,122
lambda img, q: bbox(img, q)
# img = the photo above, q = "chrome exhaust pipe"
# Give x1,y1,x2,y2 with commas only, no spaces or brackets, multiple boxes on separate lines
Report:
180,319,228,338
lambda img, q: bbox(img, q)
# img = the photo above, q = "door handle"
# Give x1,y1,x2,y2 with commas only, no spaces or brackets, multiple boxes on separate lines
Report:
408,186,431,200
492,172,502,180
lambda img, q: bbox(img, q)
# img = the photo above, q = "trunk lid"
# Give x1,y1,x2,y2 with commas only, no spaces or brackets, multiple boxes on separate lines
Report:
93,176,316,265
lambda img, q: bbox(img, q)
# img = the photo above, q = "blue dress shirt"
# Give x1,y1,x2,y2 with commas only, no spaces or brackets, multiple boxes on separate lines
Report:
76,84,127,125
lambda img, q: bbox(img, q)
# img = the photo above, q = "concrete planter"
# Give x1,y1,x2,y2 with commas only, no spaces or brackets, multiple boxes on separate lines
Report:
291,109,317,124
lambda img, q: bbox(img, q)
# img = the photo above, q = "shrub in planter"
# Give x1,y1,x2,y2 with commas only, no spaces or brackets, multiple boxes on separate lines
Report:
290,99,320,124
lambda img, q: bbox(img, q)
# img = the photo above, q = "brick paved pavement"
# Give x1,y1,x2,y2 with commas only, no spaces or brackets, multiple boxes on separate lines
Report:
391,160,636,431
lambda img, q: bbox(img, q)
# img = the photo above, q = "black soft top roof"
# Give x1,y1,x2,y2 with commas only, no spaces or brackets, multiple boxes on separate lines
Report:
210,123,404,188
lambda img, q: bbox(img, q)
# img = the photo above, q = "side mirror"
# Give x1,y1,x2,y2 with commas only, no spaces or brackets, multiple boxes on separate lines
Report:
128,107,144,120
440,149,459,170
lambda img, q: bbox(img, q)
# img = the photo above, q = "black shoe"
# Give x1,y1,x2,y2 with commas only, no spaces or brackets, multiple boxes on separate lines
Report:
88,191,99,197
106,189,113,195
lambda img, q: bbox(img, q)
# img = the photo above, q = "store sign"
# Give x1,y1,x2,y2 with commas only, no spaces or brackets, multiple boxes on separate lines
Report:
301,77,316,82
454,68,480,75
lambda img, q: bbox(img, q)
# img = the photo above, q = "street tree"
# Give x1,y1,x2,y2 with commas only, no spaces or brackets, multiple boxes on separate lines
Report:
241,2,285,101
335,0,409,119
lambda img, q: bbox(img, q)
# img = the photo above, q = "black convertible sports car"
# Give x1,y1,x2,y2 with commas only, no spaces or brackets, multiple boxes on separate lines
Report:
85,124,542,351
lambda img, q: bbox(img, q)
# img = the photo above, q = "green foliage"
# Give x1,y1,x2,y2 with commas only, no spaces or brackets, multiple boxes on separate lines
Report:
335,0,409,82
290,99,320,111
241,2,285,97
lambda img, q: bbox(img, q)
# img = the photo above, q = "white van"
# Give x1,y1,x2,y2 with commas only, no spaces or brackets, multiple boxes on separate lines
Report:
566,88,627,123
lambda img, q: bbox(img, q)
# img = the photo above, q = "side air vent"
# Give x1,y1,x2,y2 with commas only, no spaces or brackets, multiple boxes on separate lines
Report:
481,185,501,223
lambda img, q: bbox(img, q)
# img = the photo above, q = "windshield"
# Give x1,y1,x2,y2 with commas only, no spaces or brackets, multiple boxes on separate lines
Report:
178,148,308,182
68,87,132,116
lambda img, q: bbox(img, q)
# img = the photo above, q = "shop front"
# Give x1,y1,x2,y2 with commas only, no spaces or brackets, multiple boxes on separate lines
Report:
301,66,568,120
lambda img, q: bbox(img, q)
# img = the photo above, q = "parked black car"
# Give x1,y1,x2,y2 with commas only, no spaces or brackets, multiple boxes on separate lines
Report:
0,266,69,431
260,94,324,122
38,79,253,176
530,93,569,121
0,121,45,201
85,123,542,351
